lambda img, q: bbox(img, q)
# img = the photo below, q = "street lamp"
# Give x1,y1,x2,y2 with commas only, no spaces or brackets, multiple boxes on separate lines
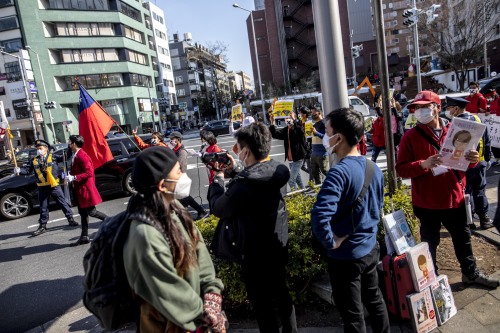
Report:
233,3,267,123
26,46,56,144
0,48,38,140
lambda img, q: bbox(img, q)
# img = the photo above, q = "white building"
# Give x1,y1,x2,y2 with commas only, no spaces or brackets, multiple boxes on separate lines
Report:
146,1,177,126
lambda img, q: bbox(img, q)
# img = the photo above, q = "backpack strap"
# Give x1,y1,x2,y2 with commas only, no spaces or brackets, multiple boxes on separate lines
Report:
414,125,463,186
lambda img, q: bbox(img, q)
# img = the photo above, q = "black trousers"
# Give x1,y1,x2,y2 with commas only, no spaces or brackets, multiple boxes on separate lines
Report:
465,161,489,215
327,244,390,333
413,205,477,277
38,185,74,225
241,248,297,333
73,188,107,236
179,196,205,214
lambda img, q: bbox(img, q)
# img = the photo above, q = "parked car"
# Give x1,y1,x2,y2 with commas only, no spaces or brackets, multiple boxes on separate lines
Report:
0,135,149,220
479,75,500,95
349,96,371,117
200,119,240,136
164,126,184,137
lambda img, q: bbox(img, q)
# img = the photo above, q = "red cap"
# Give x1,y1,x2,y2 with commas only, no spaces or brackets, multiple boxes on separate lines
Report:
408,90,441,112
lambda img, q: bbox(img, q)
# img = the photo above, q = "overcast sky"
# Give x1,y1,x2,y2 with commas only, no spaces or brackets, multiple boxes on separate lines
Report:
158,0,255,78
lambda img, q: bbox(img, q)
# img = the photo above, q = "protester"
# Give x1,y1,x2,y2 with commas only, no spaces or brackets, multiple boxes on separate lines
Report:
200,131,222,185
484,88,500,165
124,147,225,333
396,90,499,288
444,97,493,230
371,107,386,163
299,106,312,180
391,98,404,149
269,111,306,190
208,123,298,333
14,140,78,236
310,107,329,184
311,107,390,333
132,128,169,149
65,135,107,246
466,82,488,114
169,131,208,220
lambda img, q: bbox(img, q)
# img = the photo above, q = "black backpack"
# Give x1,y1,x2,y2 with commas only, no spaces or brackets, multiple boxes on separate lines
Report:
82,211,151,330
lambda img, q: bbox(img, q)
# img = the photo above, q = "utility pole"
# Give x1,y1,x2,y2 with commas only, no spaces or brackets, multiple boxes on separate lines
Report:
311,0,349,114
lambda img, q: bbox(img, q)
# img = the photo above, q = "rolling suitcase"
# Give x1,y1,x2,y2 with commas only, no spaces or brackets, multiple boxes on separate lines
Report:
382,253,415,320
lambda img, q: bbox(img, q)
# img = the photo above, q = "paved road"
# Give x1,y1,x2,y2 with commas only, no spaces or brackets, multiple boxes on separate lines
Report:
0,134,395,333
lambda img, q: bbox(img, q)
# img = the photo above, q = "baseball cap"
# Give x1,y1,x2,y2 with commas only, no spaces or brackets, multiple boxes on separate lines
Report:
408,90,441,112
242,116,255,127
169,131,183,139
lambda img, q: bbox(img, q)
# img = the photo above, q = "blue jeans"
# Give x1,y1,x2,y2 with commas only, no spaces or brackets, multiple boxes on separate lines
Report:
288,160,304,190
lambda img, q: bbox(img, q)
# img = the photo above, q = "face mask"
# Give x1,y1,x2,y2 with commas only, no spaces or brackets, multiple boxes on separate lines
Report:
166,173,192,200
151,138,158,145
415,108,435,124
469,88,478,95
445,110,453,119
323,133,340,154
312,114,319,121
170,140,177,147
37,149,45,156
237,148,248,167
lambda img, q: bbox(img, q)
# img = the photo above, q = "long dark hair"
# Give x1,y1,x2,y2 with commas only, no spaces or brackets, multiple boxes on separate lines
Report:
129,191,200,276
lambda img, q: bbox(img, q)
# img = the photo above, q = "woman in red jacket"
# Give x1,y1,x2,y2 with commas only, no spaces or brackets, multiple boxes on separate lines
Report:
201,131,222,184
371,107,386,162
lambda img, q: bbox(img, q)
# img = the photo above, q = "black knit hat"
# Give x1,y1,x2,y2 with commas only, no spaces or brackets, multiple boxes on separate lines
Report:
132,146,178,194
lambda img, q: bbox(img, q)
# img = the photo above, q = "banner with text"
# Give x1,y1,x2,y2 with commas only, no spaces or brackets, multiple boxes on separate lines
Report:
272,100,294,119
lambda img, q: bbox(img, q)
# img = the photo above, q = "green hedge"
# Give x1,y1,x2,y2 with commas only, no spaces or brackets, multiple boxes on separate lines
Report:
198,178,418,306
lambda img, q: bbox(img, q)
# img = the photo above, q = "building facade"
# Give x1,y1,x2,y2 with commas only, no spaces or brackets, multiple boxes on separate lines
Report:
16,0,161,141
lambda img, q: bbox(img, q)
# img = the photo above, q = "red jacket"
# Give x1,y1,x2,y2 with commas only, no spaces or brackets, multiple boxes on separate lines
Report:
206,144,221,184
371,117,386,148
396,121,472,210
134,135,169,149
71,149,102,208
465,93,487,113
489,96,500,115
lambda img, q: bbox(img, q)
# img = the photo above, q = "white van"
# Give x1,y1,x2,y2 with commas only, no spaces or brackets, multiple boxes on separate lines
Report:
348,96,371,117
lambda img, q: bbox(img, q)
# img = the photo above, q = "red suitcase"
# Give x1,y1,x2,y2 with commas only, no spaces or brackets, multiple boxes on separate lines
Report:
382,253,415,320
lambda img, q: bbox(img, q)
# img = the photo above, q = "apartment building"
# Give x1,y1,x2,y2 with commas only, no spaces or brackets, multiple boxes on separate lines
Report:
16,0,160,140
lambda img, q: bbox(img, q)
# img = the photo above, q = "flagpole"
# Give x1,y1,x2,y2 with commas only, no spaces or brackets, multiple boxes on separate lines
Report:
77,81,142,152
8,127,18,174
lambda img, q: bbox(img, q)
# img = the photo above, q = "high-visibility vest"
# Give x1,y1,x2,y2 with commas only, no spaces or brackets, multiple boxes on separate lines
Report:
33,154,59,187
471,114,485,162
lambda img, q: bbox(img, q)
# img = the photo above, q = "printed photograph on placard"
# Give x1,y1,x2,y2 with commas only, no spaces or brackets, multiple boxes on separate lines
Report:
408,242,437,291
439,117,486,171
407,288,438,333
304,120,313,138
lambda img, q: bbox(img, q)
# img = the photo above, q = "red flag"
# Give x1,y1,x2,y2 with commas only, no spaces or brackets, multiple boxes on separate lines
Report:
78,82,114,168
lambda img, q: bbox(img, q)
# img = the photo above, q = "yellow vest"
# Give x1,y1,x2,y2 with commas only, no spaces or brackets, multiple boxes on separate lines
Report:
471,114,485,162
33,154,59,187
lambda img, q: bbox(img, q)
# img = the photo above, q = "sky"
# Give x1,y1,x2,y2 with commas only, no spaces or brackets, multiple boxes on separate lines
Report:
157,0,255,78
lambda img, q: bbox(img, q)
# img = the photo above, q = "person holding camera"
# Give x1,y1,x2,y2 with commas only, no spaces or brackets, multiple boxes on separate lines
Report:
208,123,297,333
200,131,222,185
170,131,208,220
269,111,306,190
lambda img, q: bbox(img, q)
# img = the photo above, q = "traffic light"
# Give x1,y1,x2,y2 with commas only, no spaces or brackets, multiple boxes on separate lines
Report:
426,4,440,24
402,8,417,27
44,101,56,109
352,45,363,58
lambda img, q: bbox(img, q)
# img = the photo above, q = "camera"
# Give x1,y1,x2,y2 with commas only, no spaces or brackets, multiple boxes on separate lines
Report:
201,151,230,165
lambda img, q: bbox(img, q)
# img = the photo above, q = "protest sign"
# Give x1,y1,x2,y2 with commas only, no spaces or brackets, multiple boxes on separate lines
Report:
482,115,500,148
231,104,243,121
439,117,486,171
405,113,418,130
304,120,313,138
272,100,294,119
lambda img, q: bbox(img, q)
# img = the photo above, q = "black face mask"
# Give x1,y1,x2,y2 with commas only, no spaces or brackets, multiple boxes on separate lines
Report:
312,114,319,120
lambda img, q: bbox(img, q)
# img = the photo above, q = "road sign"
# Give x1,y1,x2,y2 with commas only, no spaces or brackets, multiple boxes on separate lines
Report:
29,81,37,93
179,102,187,109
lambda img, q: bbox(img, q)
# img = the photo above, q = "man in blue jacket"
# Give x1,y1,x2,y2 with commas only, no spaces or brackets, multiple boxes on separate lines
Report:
311,108,389,333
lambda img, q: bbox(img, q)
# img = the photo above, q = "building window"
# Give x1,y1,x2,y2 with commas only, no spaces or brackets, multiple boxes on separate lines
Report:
0,0,14,7
61,48,119,63
55,22,115,36
175,76,183,83
5,61,21,82
129,73,150,86
155,29,167,40
62,73,124,91
0,38,22,53
177,88,186,96
124,25,144,43
48,0,110,10
120,1,141,22
167,80,174,87
0,16,18,32
126,49,148,65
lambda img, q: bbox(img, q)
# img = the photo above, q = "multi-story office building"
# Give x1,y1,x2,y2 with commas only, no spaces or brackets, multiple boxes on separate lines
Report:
0,0,43,149
170,33,228,122
16,0,160,141
145,1,176,125
237,71,254,91
228,71,244,96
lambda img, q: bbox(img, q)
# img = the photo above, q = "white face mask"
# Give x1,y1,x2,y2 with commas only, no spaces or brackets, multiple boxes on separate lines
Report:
237,148,248,167
37,149,45,156
166,173,192,200
150,138,158,145
445,110,453,119
415,108,435,124
323,133,340,154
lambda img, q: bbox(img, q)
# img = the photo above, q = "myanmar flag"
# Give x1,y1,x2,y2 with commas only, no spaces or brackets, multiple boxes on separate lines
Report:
78,82,114,169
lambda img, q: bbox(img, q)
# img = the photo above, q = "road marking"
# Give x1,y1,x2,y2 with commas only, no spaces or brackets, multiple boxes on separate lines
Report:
28,215,80,229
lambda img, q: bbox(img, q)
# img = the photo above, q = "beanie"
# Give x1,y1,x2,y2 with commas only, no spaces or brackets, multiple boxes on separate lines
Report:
132,146,178,194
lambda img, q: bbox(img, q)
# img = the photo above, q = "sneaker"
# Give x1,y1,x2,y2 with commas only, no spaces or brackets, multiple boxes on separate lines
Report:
32,225,47,236
196,210,209,220
462,271,500,289
68,220,79,227
479,214,494,230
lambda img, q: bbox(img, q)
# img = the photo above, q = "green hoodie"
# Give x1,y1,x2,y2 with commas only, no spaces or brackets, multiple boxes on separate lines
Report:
123,212,223,331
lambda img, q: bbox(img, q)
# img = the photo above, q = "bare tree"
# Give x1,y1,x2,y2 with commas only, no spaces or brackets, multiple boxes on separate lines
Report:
421,0,496,91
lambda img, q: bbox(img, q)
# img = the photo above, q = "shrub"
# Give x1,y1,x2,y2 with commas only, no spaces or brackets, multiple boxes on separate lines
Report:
199,173,417,306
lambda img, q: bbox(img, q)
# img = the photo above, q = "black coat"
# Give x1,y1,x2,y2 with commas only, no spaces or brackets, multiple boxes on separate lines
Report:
208,159,290,262
270,121,306,161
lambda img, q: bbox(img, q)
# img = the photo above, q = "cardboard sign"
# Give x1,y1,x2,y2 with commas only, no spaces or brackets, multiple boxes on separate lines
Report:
482,115,500,148
231,104,242,121
272,100,294,119
304,120,313,138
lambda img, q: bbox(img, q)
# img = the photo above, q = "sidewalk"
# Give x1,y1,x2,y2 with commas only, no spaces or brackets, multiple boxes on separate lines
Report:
24,172,500,333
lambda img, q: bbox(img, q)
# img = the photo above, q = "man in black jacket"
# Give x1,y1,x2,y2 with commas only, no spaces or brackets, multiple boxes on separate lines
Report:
208,123,297,333
269,111,306,190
